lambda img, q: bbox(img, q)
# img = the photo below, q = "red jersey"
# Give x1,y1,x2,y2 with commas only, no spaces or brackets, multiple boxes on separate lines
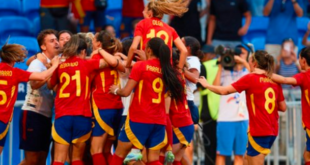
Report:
122,0,144,18
134,17,179,51
169,80,193,127
81,0,96,11
41,0,71,7
91,54,123,110
129,59,166,125
0,63,31,124
232,74,285,136
50,57,100,119
293,70,310,129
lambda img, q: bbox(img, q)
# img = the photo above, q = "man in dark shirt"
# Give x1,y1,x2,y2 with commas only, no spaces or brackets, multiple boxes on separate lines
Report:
206,0,251,48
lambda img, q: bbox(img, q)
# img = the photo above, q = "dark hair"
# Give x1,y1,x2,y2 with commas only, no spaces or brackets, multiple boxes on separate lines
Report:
121,37,133,56
147,37,184,101
0,44,27,63
57,30,73,39
172,48,180,69
253,50,275,77
60,34,87,57
37,29,58,51
184,36,204,59
96,30,117,54
300,47,310,65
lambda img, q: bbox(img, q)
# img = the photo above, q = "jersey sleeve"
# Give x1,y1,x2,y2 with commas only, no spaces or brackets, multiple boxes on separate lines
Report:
129,62,143,82
231,74,251,93
86,59,101,73
134,20,145,37
15,68,31,83
49,68,59,88
293,72,304,86
188,57,201,73
91,54,102,60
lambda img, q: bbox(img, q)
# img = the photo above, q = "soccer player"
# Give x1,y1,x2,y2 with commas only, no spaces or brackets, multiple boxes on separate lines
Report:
268,47,310,165
126,0,189,69
90,31,125,165
48,34,120,165
109,37,184,165
0,43,60,154
197,50,287,165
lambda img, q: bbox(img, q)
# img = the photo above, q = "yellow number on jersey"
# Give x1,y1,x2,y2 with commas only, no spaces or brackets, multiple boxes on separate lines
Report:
250,88,276,115
0,80,8,105
152,78,164,104
59,71,81,98
100,70,119,93
110,70,119,85
146,29,169,44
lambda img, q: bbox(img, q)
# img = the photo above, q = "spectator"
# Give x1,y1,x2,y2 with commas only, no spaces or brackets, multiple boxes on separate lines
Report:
276,39,300,89
207,0,251,48
247,0,265,16
58,30,73,48
170,0,205,43
199,44,220,165
120,0,144,39
213,44,251,165
302,21,310,46
79,0,107,33
104,25,116,38
263,0,303,59
40,0,84,31
200,45,216,62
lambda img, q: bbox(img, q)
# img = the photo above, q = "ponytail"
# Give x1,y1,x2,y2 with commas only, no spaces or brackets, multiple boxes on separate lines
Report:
158,44,184,101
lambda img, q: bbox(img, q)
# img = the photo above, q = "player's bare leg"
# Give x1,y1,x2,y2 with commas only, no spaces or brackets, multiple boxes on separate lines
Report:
72,142,86,163
91,132,108,155
303,148,310,164
246,154,265,165
53,142,70,163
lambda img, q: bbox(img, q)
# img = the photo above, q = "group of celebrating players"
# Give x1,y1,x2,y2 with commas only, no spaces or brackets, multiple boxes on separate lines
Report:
0,0,310,165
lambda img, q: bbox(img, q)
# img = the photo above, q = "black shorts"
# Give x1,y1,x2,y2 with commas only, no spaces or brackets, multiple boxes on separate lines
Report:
19,110,52,152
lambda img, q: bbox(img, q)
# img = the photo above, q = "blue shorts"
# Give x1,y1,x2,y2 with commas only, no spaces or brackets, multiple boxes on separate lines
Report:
173,124,194,146
19,111,52,152
247,134,276,156
0,121,9,147
119,118,167,150
120,17,143,34
52,116,92,145
92,109,123,138
306,130,310,151
80,10,106,27
187,100,199,124
217,121,248,156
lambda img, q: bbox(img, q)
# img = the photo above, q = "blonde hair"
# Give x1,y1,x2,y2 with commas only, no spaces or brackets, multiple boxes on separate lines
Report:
252,50,275,77
147,0,188,18
0,44,27,63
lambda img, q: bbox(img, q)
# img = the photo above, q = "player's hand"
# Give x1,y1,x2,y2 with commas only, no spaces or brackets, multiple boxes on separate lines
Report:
238,26,248,36
134,50,146,61
51,56,60,67
197,76,209,88
109,85,119,94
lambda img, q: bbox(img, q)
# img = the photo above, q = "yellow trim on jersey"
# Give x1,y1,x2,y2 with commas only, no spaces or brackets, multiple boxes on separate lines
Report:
173,127,189,146
149,130,167,150
248,134,271,155
92,98,114,136
125,116,144,149
303,123,310,137
138,80,143,104
73,0,85,18
52,124,69,145
72,131,92,144
0,123,9,140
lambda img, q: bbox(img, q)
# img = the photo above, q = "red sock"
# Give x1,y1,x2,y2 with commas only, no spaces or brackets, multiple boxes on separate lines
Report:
104,152,113,165
92,153,106,165
110,154,125,165
159,156,165,164
166,114,173,150
52,162,64,165
72,160,84,165
173,161,182,165
306,162,310,165
146,160,162,165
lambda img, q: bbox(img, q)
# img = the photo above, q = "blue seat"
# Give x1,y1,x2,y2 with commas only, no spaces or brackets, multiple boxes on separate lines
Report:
297,17,310,39
22,0,40,21
107,0,122,11
242,16,269,43
0,16,33,45
8,37,40,57
33,17,41,36
251,37,266,51
0,0,22,17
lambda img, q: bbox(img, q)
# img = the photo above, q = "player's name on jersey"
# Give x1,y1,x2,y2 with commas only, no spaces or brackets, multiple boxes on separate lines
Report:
146,65,161,74
0,71,12,76
60,62,79,69
152,20,163,27
259,77,275,84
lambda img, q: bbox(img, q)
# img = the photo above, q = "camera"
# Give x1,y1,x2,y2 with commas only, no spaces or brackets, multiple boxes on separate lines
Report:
215,45,242,70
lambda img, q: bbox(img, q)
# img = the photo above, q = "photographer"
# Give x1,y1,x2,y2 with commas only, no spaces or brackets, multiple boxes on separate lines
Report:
213,44,252,165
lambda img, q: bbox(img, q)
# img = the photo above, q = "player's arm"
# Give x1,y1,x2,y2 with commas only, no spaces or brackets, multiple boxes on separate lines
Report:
109,79,138,97
29,56,60,81
184,68,199,83
174,37,188,70
197,76,237,95
213,64,222,86
98,49,125,72
207,15,216,45
278,100,287,112
126,36,142,68
270,74,297,85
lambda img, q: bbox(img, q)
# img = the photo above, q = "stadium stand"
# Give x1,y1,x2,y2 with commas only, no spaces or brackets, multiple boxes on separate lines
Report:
0,0,22,17
22,0,40,21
